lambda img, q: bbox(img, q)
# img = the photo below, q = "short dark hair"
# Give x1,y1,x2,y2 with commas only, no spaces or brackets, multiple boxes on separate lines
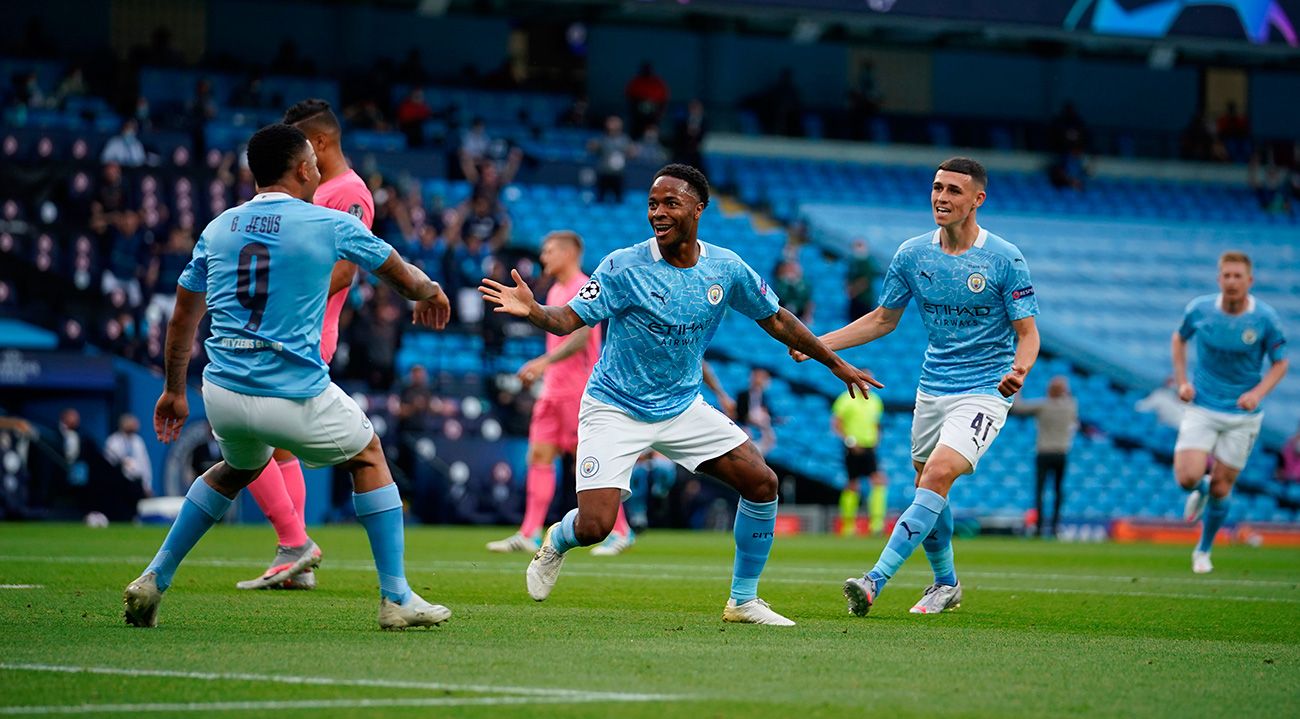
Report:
937,157,988,188
247,123,309,187
652,163,710,207
283,98,340,134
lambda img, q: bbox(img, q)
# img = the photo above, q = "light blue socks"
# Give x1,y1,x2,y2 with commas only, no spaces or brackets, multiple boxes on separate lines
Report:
1198,494,1230,553
353,483,412,604
731,497,778,603
549,507,582,554
922,504,957,587
145,478,233,592
867,488,947,593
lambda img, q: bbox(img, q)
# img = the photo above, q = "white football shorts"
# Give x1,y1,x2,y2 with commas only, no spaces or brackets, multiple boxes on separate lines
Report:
575,393,749,499
911,390,1011,473
1174,404,1263,470
202,381,375,470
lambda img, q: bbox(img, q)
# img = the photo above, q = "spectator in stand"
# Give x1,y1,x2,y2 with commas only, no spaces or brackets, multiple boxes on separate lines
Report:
1249,154,1292,214
588,115,636,204
734,367,776,456
105,413,153,502
558,95,592,129
185,78,218,156
52,65,86,109
13,70,47,109
773,258,813,324
459,117,492,178
398,365,436,435
451,194,511,252
133,95,153,134
100,118,147,167
94,162,133,217
408,225,448,284
466,151,522,209
1049,102,1088,155
102,210,146,307
1011,376,1079,539
625,62,670,139
636,123,669,166
229,72,272,109
344,97,388,131
845,238,879,320
144,224,194,331
1279,423,1300,484
1217,101,1251,163
1049,146,1089,191
672,99,707,171
396,88,434,148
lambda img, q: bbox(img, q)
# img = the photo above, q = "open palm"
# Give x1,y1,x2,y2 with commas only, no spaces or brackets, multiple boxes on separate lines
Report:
478,269,535,317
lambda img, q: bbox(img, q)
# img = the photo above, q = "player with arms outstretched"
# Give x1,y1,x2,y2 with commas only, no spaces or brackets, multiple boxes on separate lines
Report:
1172,251,1288,574
237,99,377,591
481,164,880,626
798,157,1039,617
123,124,453,630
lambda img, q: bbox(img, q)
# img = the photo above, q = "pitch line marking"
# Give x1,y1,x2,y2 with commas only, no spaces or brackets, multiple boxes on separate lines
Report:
0,696,633,715
0,584,42,589
2,554,1295,589
0,663,687,703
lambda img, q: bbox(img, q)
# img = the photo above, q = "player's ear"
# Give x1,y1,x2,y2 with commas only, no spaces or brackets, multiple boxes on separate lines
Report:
973,190,986,209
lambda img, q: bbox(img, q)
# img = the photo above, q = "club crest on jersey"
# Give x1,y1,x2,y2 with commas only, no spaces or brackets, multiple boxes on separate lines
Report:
707,284,724,305
347,203,364,219
579,457,600,478
966,273,987,293
1242,328,1258,345
578,278,601,301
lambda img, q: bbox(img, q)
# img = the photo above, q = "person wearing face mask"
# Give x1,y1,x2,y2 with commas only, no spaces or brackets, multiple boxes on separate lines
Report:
106,413,154,503
101,119,147,167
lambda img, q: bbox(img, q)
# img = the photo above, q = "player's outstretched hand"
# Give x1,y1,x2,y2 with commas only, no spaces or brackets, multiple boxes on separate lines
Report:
832,360,884,399
154,391,189,444
1236,389,1262,412
479,269,535,318
1178,382,1196,403
517,356,549,386
998,365,1029,397
413,290,451,330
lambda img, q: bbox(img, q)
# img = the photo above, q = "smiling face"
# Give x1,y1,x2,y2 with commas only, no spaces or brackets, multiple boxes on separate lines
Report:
931,169,985,229
647,175,704,246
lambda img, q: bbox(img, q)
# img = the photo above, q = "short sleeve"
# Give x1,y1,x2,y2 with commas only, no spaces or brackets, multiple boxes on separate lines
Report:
1001,248,1038,321
1265,313,1288,362
568,254,626,326
831,392,850,418
334,214,393,272
1177,301,1199,340
878,249,912,309
727,259,780,321
323,186,375,230
177,233,209,292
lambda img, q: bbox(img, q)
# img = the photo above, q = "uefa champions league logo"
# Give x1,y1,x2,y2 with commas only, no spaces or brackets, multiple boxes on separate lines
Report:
578,279,601,301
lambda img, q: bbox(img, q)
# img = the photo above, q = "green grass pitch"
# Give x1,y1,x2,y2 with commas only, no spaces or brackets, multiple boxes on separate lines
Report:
1,523,1297,717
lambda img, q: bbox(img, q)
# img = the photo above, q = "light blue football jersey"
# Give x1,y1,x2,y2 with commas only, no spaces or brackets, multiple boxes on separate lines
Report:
179,192,394,398
568,239,780,422
1178,294,1287,414
879,228,1038,400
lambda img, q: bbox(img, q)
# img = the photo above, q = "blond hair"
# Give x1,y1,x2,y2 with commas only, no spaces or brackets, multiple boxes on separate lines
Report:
1219,251,1251,272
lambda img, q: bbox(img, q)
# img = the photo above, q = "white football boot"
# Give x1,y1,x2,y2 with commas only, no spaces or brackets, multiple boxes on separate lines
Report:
909,582,963,615
378,591,451,629
526,523,567,601
722,598,795,626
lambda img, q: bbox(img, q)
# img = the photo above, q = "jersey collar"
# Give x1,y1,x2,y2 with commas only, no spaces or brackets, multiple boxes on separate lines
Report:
648,238,709,263
1214,293,1256,314
250,191,293,202
931,227,988,248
